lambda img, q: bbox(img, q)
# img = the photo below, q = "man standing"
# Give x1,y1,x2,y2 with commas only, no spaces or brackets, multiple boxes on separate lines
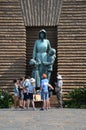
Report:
55,73,63,108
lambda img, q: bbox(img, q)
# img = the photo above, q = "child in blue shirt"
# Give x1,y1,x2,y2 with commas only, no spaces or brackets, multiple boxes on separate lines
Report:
40,74,54,110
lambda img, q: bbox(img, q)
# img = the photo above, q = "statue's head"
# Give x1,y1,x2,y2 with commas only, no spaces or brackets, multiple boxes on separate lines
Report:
39,29,46,40
49,48,56,56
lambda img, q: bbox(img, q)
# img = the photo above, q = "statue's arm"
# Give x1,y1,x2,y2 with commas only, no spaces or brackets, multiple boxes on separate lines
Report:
43,61,52,65
47,40,51,52
43,57,55,65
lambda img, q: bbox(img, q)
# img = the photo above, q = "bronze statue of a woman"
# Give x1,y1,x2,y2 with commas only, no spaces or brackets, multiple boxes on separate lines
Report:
30,29,56,88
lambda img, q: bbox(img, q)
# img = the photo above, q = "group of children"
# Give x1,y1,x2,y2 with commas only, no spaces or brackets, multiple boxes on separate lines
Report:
13,76,36,110
13,73,54,110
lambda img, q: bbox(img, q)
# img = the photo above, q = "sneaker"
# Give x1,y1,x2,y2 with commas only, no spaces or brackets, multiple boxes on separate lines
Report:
40,108,44,111
33,107,36,111
58,106,63,109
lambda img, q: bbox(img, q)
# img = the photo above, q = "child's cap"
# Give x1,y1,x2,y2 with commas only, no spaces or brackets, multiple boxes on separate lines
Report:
30,78,35,83
57,75,62,79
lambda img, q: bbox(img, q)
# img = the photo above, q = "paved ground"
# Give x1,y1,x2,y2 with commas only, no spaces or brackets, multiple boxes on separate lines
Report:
0,108,86,130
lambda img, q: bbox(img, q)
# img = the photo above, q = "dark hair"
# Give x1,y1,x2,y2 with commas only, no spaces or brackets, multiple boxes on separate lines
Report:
19,77,24,81
13,79,17,83
25,75,30,79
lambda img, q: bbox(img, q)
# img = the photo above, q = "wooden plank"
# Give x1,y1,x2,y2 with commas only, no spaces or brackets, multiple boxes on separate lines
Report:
0,0,26,89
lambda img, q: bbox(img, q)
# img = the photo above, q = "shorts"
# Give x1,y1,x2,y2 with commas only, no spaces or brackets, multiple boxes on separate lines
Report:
14,93,19,97
28,93,33,100
41,91,49,100
24,93,27,101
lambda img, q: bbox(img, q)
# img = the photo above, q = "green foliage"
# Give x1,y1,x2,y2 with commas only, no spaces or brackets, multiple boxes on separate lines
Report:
64,86,86,108
0,89,14,108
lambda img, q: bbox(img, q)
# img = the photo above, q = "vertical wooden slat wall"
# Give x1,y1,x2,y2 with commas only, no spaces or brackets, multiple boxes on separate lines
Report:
20,0,63,26
58,0,86,95
0,0,26,90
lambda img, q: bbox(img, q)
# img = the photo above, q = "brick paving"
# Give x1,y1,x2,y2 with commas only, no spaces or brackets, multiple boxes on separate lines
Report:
0,108,86,130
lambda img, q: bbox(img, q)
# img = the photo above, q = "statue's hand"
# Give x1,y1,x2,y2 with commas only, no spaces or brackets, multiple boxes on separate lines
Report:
43,62,49,66
29,59,36,65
